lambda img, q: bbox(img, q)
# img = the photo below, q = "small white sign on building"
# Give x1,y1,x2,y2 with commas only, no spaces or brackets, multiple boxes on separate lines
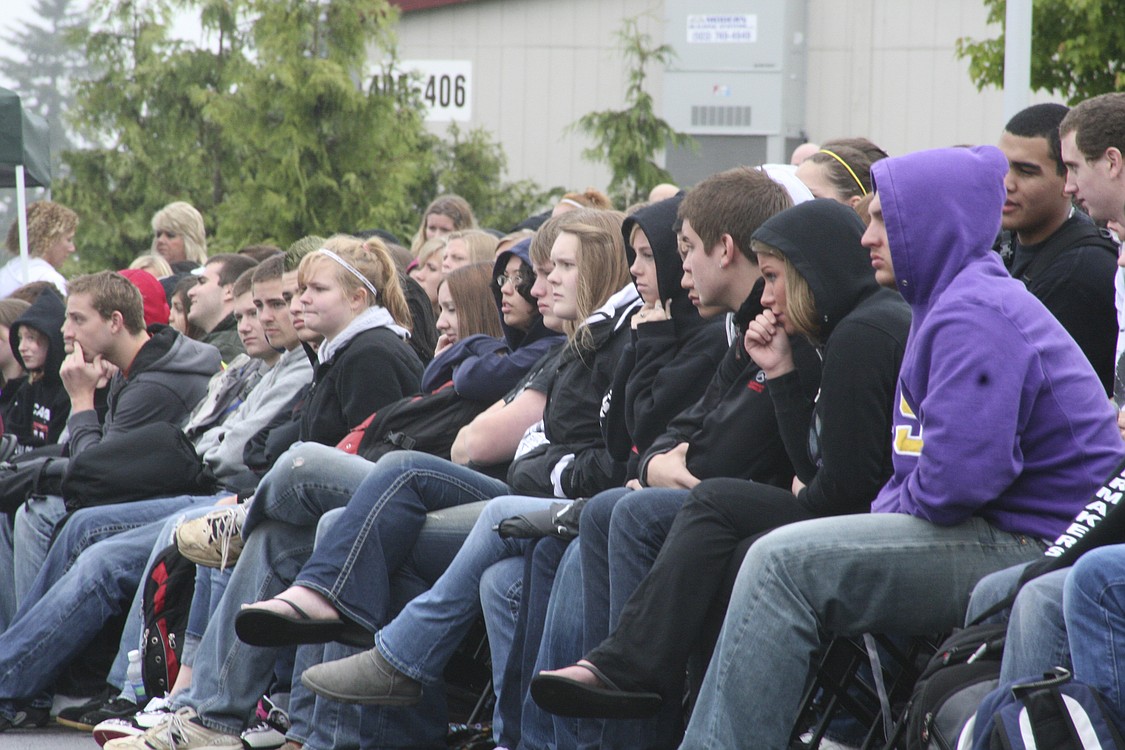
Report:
371,59,472,122
687,14,757,44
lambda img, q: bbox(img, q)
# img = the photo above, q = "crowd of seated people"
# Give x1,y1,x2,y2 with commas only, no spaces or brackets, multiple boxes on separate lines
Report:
1,93,1125,750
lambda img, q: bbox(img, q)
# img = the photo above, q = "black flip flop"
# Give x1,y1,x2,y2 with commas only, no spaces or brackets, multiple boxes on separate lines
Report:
530,662,662,719
235,596,373,648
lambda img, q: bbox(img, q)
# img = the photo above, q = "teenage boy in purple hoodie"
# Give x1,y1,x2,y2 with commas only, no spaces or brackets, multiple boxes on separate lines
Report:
677,146,1125,750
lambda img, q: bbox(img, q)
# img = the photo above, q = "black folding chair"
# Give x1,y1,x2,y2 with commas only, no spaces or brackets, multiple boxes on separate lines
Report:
791,634,941,750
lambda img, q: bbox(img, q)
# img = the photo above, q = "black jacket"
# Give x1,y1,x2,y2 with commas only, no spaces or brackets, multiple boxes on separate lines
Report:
640,283,818,488
300,326,423,446
604,195,728,479
1002,214,1117,396
507,294,637,498
751,199,911,515
3,290,70,450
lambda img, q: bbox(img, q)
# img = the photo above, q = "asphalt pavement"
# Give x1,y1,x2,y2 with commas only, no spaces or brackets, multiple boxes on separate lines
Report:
0,724,100,748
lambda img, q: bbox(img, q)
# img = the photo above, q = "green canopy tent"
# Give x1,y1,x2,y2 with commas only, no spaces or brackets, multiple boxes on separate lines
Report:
0,87,52,284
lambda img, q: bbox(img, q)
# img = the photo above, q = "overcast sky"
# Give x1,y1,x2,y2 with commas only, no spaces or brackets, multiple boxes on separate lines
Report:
0,1,204,91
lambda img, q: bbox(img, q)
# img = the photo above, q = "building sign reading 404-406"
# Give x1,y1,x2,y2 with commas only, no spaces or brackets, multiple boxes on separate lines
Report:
369,60,472,123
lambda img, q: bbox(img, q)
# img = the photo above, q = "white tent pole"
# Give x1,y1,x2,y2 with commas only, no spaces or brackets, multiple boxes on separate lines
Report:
15,164,29,285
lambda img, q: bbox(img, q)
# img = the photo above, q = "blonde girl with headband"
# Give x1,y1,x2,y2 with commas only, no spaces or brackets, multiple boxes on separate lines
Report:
795,142,886,208
295,235,423,445
150,201,208,266
409,194,477,255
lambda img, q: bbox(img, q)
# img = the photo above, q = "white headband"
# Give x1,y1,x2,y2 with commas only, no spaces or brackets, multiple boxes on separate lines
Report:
558,198,586,210
316,248,379,300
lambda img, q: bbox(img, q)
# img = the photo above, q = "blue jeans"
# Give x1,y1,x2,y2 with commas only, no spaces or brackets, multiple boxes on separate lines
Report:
177,448,506,748
581,487,686,651
480,555,523,743
295,451,512,631
679,514,1044,750
492,538,570,749
292,501,494,750
376,495,556,685
966,562,1071,683
172,444,381,736
242,442,379,537
583,487,686,749
0,517,15,632
13,493,202,607
0,493,221,700
522,540,586,750
1064,544,1125,723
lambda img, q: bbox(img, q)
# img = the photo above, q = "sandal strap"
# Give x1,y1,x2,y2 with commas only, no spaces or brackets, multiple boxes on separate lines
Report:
576,661,620,691
273,596,310,620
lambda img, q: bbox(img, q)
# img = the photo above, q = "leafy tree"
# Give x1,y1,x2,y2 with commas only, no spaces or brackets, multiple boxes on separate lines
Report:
56,0,434,272
428,124,560,232
956,0,1125,104
570,18,693,207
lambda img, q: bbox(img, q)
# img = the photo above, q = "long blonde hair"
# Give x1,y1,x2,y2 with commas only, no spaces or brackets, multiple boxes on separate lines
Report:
750,241,820,341
298,235,413,331
555,211,630,351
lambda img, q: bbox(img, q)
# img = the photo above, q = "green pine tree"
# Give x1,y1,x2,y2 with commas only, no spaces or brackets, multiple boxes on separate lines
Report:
956,0,1125,103
570,18,693,207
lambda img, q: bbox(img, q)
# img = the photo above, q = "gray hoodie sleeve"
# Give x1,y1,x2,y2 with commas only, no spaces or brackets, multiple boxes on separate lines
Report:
202,349,313,479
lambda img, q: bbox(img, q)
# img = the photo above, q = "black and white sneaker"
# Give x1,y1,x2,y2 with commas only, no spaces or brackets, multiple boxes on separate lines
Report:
240,695,290,750
93,696,172,747
57,694,140,732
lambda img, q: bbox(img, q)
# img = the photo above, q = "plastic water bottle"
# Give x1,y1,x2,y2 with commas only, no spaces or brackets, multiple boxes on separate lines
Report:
126,649,147,705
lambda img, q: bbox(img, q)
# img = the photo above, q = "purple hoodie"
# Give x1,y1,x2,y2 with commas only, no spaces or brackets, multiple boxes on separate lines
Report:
870,146,1124,539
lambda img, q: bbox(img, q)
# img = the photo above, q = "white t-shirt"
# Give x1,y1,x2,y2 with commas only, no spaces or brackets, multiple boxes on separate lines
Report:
0,256,67,299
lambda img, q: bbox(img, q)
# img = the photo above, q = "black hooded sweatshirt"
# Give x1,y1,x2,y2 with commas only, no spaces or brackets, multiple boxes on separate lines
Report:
3,290,71,451
750,199,911,515
639,280,819,488
603,194,727,479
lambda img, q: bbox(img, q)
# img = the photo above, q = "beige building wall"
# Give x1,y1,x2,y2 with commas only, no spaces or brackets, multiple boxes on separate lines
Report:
392,0,667,195
392,0,1060,194
803,0,1053,156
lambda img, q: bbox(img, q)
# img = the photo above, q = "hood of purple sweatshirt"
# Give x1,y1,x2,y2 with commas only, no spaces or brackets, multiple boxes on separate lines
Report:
869,146,1124,539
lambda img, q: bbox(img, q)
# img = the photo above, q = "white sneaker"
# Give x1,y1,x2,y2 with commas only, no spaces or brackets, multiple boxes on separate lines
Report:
103,706,242,749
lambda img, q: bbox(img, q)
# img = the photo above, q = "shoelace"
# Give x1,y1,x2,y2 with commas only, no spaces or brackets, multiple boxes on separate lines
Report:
160,710,195,749
206,509,242,571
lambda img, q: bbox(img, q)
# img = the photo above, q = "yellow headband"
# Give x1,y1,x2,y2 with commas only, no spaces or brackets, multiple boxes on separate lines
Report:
818,149,867,197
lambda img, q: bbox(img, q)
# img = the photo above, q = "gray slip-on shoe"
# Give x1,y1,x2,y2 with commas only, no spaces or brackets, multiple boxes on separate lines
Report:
300,648,422,706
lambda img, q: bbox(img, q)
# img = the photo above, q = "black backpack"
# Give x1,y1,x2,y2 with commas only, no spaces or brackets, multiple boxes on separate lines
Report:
61,422,219,511
903,456,1125,749
352,382,491,464
141,544,197,699
905,623,1006,750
